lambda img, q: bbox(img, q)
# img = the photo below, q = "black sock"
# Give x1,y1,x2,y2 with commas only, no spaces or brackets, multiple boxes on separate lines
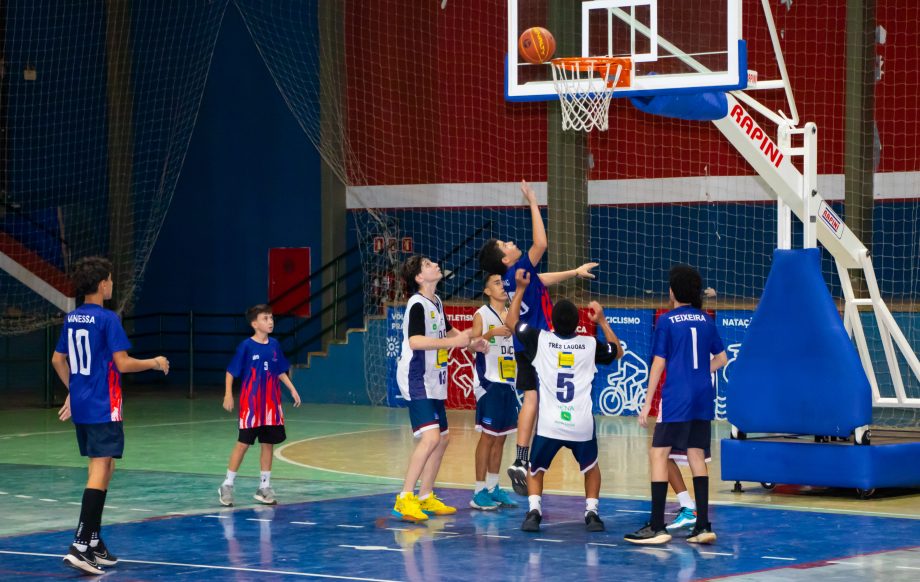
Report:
74,488,105,547
516,446,529,464
90,490,107,546
692,476,709,528
650,481,668,531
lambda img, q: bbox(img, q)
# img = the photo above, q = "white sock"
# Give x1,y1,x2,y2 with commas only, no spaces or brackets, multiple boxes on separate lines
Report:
528,495,542,515
677,490,696,510
399,491,414,499
585,497,599,516
485,472,499,490
223,470,236,487
418,492,431,501
260,471,270,488
475,481,487,493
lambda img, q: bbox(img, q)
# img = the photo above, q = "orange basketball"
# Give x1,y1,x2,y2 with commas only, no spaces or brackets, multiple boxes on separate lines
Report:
518,27,556,64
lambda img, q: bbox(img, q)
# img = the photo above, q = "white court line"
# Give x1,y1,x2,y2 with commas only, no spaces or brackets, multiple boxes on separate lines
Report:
203,515,229,519
385,527,408,532
430,531,459,535
38,498,57,502
0,418,229,439
337,525,365,529
534,538,563,543
104,505,119,509
274,429,405,481
0,491,7,494
67,501,81,506
699,551,733,556
615,509,647,514
15,495,32,499
762,556,796,561
247,518,272,522
0,550,404,581
826,561,864,566
482,534,510,539
338,545,405,553
130,508,153,512
292,521,317,525
587,542,618,547
897,566,920,570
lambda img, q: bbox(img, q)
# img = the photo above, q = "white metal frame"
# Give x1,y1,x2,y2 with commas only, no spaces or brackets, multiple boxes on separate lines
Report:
0,252,75,314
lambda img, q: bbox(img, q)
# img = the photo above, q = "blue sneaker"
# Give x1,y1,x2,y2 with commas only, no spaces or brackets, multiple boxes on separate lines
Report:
666,507,697,531
489,485,518,508
470,488,499,511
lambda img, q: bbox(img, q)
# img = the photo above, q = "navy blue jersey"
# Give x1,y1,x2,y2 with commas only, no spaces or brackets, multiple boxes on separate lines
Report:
228,337,291,428
55,304,131,424
502,252,552,352
652,305,725,422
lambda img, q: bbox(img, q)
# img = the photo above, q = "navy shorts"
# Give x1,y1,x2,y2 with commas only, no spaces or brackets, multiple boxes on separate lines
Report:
529,434,599,475
515,353,538,391
74,421,124,459
475,384,519,436
652,420,711,451
238,424,287,445
407,398,448,437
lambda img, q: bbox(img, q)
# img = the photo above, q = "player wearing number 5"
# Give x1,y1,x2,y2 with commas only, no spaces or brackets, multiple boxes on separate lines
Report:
505,269,622,533
51,257,169,575
393,255,488,522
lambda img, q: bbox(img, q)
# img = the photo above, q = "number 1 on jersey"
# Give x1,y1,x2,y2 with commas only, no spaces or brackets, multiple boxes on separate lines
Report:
690,326,699,370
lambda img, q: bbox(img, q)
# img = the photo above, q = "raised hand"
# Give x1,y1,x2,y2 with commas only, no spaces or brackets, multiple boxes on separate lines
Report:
515,268,531,289
520,179,537,206
576,262,599,279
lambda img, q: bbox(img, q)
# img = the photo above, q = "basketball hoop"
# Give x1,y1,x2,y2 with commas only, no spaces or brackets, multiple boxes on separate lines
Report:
549,57,631,132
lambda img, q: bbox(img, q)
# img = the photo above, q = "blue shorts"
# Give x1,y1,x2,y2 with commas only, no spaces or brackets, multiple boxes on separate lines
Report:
407,398,448,437
74,421,124,459
529,434,598,475
475,384,519,436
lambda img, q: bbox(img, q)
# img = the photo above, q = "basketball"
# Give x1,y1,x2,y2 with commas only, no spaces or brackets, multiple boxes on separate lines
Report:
518,27,556,64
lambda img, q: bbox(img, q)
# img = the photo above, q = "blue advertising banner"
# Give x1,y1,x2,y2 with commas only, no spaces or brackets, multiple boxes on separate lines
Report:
385,306,407,408
714,309,754,420
592,309,655,416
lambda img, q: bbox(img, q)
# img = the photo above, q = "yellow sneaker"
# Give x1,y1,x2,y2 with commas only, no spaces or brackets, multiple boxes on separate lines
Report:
392,493,429,522
418,493,457,516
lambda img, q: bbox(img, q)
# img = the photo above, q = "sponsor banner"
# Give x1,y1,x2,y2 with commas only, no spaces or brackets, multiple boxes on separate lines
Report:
445,305,478,409
592,309,654,416
385,306,406,407
715,310,755,420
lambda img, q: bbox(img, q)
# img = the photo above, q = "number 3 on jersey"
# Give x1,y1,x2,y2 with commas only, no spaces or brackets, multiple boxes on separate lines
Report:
67,328,92,376
556,372,575,403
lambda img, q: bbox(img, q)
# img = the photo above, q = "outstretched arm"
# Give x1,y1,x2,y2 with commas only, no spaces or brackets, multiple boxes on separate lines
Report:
112,351,169,375
538,262,599,286
505,269,530,331
521,180,547,266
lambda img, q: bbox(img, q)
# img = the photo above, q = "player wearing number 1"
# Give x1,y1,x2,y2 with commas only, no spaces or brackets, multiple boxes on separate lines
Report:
625,265,728,545
506,269,622,533
51,257,170,575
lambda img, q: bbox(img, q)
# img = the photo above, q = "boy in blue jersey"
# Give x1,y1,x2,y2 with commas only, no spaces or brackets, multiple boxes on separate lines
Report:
392,255,488,522
220,304,301,507
625,265,728,545
479,179,598,495
52,257,170,575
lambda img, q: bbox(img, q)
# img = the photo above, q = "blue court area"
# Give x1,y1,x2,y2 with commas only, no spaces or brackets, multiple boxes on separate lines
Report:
3,488,920,581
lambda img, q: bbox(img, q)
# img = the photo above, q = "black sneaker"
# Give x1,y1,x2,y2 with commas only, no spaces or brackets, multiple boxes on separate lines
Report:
521,509,542,532
507,460,529,496
63,545,104,575
92,538,118,566
585,511,605,532
686,523,717,544
624,523,672,545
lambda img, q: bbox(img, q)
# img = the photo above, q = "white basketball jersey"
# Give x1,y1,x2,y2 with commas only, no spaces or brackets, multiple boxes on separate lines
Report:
396,294,449,401
532,330,598,441
473,305,516,400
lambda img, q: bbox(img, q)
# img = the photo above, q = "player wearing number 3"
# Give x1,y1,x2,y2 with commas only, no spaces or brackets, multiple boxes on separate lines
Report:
392,255,489,522
505,268,622,533
52,257,170,575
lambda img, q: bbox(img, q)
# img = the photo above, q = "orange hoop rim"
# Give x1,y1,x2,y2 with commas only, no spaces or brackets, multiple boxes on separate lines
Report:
549,56,632,89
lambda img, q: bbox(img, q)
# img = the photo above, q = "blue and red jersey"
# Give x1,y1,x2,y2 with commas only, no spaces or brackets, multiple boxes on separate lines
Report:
501,252,553,352
652,305,725,422
54,304,130,424
228,337,290,428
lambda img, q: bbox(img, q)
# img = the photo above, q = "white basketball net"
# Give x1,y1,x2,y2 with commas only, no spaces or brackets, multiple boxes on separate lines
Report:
550,59,623,132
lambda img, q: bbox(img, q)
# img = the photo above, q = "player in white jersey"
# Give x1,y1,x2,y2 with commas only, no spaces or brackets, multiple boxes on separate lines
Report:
468,274,519,511
506,269,622,533
392,255,488,522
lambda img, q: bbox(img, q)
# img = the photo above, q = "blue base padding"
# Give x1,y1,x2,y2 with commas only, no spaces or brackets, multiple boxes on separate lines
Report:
721,438,920,490
629,91,728,121
727,249,872,436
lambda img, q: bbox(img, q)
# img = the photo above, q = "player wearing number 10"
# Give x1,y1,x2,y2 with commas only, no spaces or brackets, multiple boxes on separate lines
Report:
51,257,170,575
506,269,622,533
